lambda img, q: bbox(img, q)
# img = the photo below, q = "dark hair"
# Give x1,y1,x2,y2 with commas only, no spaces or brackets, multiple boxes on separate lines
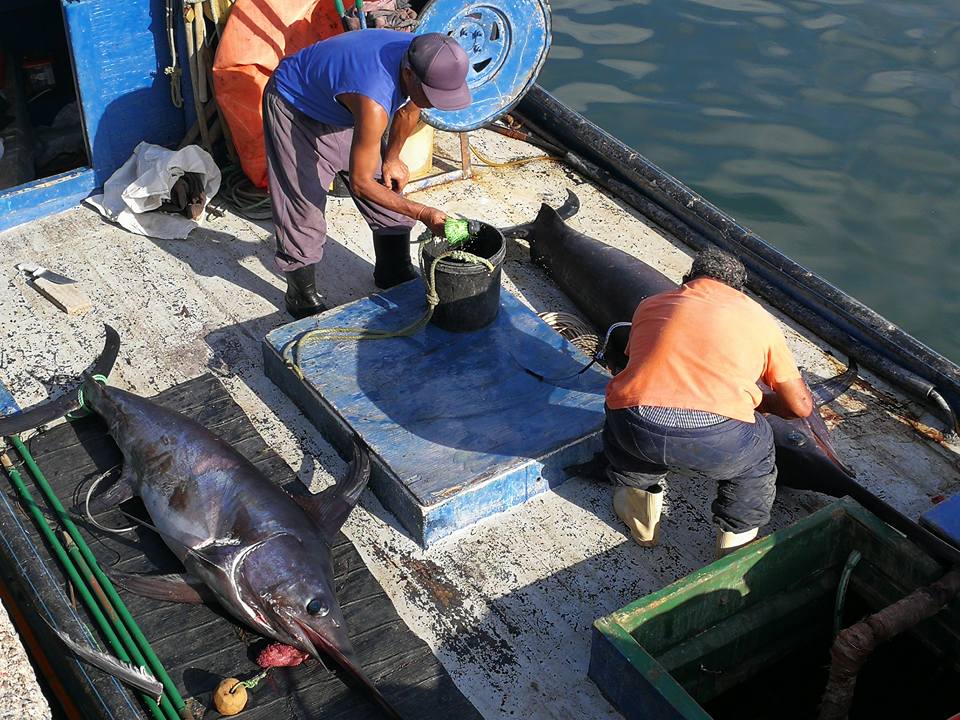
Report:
683,246,748,291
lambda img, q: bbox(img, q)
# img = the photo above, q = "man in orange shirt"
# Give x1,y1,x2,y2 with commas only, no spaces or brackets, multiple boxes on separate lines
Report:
603,247,813,557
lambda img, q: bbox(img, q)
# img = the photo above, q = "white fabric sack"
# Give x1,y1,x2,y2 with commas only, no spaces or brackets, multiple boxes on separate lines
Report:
86,142,222,240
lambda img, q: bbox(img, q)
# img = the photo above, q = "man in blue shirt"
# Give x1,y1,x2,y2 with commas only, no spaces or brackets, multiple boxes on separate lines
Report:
263,30,471,318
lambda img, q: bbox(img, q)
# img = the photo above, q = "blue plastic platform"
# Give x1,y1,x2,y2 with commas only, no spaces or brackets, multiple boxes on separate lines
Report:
263,280,608,546
920,495,960,548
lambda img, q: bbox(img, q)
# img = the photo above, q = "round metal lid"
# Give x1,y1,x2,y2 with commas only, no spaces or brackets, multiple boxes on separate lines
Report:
415,0,552,132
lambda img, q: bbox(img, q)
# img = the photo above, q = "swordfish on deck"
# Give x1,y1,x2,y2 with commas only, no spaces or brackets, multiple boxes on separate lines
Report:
521,200,858,494
0,333,403,719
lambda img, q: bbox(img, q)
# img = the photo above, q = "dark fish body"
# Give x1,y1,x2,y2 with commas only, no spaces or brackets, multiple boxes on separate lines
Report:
87,384,320,565
529,204,673,364
528,203,859,496
79,380,400,719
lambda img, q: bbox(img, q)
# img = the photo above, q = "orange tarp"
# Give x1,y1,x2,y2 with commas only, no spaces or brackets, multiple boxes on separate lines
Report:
213,0,343,188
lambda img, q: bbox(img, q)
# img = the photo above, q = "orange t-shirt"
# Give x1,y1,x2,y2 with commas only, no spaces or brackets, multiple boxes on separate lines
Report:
605,278,801,423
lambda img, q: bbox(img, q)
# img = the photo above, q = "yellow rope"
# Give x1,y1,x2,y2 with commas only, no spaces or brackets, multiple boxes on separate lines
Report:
434,146,553,169
470,144,552,168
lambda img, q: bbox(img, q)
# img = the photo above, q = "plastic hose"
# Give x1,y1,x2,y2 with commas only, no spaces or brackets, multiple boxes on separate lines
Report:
0,452,168,720
9,436,189,720
833,550,862,638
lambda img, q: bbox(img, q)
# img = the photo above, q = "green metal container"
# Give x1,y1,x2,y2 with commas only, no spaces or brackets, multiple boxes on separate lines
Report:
588,499,960,720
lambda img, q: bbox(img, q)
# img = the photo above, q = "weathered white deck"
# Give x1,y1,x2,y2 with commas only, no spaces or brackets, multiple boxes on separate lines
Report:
1,129,958,719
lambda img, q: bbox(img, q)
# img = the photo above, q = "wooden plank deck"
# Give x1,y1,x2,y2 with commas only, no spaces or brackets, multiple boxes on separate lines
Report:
0,373,480,719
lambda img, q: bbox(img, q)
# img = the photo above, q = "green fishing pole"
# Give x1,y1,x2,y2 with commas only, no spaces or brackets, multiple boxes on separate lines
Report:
0,451,168,720
333,0,349,30
9,436,189,720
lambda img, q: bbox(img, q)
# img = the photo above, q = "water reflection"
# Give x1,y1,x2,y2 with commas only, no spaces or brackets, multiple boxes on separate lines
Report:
540,0,960,360
551,16,653,45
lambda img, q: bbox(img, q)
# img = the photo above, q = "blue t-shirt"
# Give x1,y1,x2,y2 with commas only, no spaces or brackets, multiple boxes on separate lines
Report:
273,29,412,127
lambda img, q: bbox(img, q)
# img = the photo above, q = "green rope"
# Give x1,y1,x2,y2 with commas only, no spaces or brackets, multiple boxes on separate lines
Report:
833,549,862,638
66,374,109,420
283,232,493,379
236,669,269,690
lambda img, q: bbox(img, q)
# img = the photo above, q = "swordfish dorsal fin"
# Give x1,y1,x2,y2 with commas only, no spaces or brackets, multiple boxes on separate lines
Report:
287,436,372,544
810,358,858,407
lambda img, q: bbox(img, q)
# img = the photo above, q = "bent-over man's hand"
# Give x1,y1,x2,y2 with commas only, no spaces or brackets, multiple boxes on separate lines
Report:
381,157,410,193
418,206,447,237
758,377,814,419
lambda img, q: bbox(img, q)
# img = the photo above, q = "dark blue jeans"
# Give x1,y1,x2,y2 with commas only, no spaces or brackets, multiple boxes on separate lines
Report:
603,405,778,533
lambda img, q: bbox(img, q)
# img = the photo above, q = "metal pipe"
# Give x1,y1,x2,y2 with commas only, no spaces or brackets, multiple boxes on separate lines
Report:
485,123,566,157
9,436,189,720
355,0,366,29
405,169,467,193
820,566,960,719
459,133,471,179
0,452,167,720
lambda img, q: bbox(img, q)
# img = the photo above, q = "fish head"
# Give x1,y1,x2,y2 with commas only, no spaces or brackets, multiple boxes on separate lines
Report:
765,359,859,495
239,533,357,665
768,412,856,495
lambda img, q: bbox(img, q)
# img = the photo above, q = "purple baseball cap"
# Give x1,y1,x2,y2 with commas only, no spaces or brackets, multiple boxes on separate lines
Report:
406,33,472,111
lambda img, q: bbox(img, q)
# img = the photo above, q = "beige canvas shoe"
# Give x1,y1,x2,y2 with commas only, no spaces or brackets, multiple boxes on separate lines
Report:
613,486,663,547
716,527,759,558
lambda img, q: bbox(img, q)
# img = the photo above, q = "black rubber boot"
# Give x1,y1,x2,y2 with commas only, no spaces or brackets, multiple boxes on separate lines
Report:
284,264,327,319
372,231,417,289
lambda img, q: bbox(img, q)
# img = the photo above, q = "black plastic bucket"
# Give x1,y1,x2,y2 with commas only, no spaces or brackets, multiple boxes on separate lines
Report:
420,222,506,332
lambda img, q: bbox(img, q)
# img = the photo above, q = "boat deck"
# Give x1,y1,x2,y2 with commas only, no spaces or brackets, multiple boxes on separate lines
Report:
1,373,479,719
1,128,958,718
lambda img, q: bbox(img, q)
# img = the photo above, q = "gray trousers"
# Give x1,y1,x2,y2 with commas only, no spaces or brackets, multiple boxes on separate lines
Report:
262,77,415,272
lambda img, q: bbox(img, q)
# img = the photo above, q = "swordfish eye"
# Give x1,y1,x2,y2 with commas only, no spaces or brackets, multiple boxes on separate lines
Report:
306,598,329,617
787,430,807,447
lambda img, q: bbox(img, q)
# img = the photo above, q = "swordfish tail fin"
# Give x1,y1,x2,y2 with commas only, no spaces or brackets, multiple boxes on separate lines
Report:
500,188,580,241
0,324,120,436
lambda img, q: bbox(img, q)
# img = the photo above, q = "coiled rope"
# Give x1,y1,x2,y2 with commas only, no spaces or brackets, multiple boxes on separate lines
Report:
66,374,108,420
219,164,273,220
283,228,493,379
